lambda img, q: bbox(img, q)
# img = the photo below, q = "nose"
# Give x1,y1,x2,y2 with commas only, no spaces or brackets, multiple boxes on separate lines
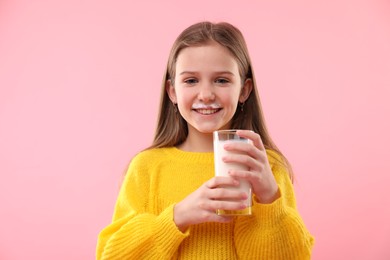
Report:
198,83,215,102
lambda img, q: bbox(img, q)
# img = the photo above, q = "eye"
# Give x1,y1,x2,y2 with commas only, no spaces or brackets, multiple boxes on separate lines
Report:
215,78,229,84
184,78,198,85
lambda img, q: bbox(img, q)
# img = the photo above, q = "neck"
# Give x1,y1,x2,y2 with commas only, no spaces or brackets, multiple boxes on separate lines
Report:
177,129,214,152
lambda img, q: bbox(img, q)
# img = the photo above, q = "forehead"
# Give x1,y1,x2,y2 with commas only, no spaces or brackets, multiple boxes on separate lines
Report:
175,42,239,75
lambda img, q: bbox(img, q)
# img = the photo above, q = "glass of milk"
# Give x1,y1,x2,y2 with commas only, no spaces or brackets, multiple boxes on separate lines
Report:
213,130,252,216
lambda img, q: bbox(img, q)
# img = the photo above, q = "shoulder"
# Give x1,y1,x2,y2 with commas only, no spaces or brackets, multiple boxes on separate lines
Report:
121,148,171,184
132,147,166,162
126,147,173,171
266,149,291,174
266,149,284,167
129,147,167,166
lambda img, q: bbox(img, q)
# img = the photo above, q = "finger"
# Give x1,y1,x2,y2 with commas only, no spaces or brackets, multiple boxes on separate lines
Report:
198,198,248,213
236,130,265,151
210,187,248,200
223,153,261,171
206,214,233,223
206,176,239,189
223,141,264,163
228,169,260,183
195,208,233,223
210,200,249,212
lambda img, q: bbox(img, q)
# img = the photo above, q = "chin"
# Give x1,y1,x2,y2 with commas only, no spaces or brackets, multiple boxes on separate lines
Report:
188,120,232,134
193,125,230,134
197,129,215,134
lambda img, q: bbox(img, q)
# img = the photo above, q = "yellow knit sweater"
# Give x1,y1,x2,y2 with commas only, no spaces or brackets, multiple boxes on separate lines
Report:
96,147,314,259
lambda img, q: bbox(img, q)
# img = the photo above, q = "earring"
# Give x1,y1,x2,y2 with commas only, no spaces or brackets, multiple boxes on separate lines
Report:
240,102,245,112
173,102,178,113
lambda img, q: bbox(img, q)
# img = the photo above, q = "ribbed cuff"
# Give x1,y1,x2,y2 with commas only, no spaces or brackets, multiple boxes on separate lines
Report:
155,204,189,255
251,187,288,227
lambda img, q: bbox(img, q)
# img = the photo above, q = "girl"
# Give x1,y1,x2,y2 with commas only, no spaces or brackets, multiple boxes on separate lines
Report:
96,21,314,259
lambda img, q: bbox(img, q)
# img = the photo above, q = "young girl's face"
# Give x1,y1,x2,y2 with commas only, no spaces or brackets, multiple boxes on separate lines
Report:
168,41,251,135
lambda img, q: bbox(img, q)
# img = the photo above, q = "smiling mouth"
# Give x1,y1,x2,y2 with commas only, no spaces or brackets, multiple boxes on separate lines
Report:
194,108,222,115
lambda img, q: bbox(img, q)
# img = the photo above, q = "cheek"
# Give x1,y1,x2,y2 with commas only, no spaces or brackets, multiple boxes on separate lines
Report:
175,90,192,108
220,91,241,107
177,88,196,101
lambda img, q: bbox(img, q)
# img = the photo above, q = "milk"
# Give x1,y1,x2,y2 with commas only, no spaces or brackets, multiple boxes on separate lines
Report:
213,132,252,216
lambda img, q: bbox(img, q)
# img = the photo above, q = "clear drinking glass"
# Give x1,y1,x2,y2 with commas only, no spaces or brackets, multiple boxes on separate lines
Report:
213,130,252,216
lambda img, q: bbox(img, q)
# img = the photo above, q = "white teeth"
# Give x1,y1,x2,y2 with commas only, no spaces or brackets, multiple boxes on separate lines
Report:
192,103,221,109
196,109,219,115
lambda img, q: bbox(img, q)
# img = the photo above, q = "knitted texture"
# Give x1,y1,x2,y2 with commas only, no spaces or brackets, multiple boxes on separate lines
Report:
96,147,314,259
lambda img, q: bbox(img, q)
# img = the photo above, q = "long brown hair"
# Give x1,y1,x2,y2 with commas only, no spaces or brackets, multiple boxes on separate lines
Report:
148,21,293,180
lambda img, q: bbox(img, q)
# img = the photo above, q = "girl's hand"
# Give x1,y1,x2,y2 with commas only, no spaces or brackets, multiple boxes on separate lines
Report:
174,176,249,232
223,130,280,204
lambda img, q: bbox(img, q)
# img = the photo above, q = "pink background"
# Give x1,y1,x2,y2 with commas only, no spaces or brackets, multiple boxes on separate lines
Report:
1,0,389,259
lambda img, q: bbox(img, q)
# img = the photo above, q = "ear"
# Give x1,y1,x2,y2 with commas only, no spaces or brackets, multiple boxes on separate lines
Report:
166,80,177,103
239,79,253,103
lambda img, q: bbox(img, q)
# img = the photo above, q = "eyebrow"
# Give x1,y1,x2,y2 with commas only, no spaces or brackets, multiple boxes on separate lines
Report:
179,71,235,76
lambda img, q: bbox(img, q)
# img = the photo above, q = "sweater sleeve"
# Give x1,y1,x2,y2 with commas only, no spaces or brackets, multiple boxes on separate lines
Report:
96,155,189,260
233,152,315,259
